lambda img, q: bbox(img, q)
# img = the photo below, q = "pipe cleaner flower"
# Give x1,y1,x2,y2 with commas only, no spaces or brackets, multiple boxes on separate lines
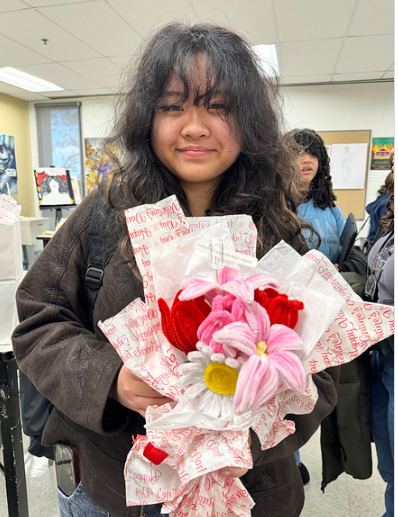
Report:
197,296,247,354
214,302,306,415
254,288,304,329
158,290,211,354
178,343,239,419
179,265,279,304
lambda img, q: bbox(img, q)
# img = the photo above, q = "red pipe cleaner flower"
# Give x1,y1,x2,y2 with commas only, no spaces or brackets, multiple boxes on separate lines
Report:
255,288,304,329
158,290,211,354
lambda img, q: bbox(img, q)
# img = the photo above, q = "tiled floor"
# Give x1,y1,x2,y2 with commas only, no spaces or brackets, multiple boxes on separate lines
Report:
1,428,386,517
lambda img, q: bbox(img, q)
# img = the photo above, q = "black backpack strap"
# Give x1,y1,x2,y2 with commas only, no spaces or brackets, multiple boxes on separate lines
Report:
85,184,120,329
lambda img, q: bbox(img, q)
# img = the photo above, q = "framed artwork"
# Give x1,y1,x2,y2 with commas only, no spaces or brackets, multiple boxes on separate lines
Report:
34,168,76,207
329,143,368,189
84,138,119,193
0,134,17,195
318,130,371,219
370,137,394,170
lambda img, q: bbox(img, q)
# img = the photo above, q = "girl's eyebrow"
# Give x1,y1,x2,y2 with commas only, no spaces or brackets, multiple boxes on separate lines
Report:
161,91,185,100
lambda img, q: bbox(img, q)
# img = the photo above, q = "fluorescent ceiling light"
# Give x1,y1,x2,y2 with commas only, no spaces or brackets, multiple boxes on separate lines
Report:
252,44,279,77
0,67,64,92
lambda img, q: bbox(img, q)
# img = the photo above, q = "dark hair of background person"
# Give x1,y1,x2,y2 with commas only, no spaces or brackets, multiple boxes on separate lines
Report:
103,22,307,261
378,171,394,195
379,192,394,234
287,128,336,210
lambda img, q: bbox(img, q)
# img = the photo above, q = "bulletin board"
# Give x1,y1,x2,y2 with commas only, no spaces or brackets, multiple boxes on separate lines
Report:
318,130,371,219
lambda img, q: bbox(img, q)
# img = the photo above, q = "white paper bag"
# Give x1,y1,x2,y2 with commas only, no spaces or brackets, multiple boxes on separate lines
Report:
0,195,23,345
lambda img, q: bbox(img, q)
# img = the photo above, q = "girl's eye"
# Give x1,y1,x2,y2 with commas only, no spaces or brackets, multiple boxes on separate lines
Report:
208,102,226,111
160,104,183,112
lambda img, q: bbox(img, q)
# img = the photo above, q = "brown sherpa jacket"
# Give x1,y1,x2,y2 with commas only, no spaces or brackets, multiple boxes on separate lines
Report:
12,190,340,517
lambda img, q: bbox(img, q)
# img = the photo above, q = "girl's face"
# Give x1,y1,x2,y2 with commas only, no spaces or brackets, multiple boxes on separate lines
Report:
151,61,241,204
297,153,319,189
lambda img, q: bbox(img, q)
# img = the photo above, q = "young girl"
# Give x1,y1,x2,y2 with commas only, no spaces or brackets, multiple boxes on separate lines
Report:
12,23,339,517
288,128,345,263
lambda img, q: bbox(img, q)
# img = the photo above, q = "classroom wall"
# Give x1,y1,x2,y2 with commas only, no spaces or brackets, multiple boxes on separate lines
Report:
0,92,35,216
27,81,394,228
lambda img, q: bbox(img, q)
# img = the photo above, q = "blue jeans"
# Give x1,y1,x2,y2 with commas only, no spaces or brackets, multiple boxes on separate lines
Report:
370,351,394,517
58,483,167,517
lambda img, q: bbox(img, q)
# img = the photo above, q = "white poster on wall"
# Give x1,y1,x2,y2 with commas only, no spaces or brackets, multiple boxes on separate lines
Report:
329,143,368,189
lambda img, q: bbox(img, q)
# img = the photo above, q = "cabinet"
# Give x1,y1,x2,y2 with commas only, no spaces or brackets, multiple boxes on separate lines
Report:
19,216,50,267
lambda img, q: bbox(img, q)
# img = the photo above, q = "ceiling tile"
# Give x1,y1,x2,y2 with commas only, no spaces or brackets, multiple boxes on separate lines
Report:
0,81,49,100
349,0,394,36
108,0,197,36
38,0,141,56
275,0,357,42
332,71,384,82
0,8,102,60
17,62,103,90
0,0,27,12
282,74,333,85
0,0,393,99
43,90,80,98
61,58,123,89
279,39,342,76
190,0,276,44
23,0,91,5
382,70,395,80
0,34,51,66
336,35,394,74
72,88,115,97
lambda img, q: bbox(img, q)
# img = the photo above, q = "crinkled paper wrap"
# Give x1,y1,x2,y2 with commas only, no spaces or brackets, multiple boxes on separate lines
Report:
99,196,394,517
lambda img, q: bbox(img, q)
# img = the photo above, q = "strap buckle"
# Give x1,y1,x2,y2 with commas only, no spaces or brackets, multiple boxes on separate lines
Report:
85,266,104,290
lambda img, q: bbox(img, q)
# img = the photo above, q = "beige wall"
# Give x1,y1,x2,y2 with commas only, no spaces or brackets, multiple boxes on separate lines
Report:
0,92,35,216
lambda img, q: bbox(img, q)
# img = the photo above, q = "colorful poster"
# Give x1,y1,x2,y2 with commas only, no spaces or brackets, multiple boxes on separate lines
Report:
371,137,394,170
0,135,17,195
34,168,75,207
84,138,119,193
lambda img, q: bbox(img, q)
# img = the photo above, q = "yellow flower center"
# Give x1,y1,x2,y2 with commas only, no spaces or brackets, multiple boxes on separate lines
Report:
256,341,268,356
204,362,238,395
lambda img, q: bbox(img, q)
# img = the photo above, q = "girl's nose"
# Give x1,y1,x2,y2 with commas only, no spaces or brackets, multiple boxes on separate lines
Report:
181,107,210,139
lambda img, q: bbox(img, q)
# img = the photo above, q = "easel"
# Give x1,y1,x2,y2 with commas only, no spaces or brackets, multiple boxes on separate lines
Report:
39,206,65,231
54,207,63,228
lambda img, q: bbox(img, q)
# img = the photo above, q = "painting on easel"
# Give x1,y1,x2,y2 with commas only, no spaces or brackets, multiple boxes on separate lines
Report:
34,168,76,207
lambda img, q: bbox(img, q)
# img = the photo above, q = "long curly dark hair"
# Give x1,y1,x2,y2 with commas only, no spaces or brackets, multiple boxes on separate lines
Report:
288,128,336,209
105,22,307,258
379,193,394,234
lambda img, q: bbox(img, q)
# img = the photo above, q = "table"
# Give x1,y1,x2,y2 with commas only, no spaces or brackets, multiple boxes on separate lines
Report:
36,234,52,248
0,349,29,516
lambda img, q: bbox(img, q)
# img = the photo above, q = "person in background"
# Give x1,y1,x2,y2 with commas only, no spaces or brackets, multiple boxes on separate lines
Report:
365,149,394,247
365,189,394,517
287,127,346,484
12,22,340,517
288,128,345,265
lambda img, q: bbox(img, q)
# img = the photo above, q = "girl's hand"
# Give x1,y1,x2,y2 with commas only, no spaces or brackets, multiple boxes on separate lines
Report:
110,365,172,417
218,466,249,478
218,433,251,478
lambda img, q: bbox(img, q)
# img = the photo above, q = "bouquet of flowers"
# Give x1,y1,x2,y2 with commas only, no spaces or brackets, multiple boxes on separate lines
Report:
99,195,394,517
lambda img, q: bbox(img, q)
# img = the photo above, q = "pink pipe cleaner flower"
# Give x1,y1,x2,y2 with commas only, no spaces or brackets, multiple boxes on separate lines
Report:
214,302,306,415
197,296,247,355
179,265,279,304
